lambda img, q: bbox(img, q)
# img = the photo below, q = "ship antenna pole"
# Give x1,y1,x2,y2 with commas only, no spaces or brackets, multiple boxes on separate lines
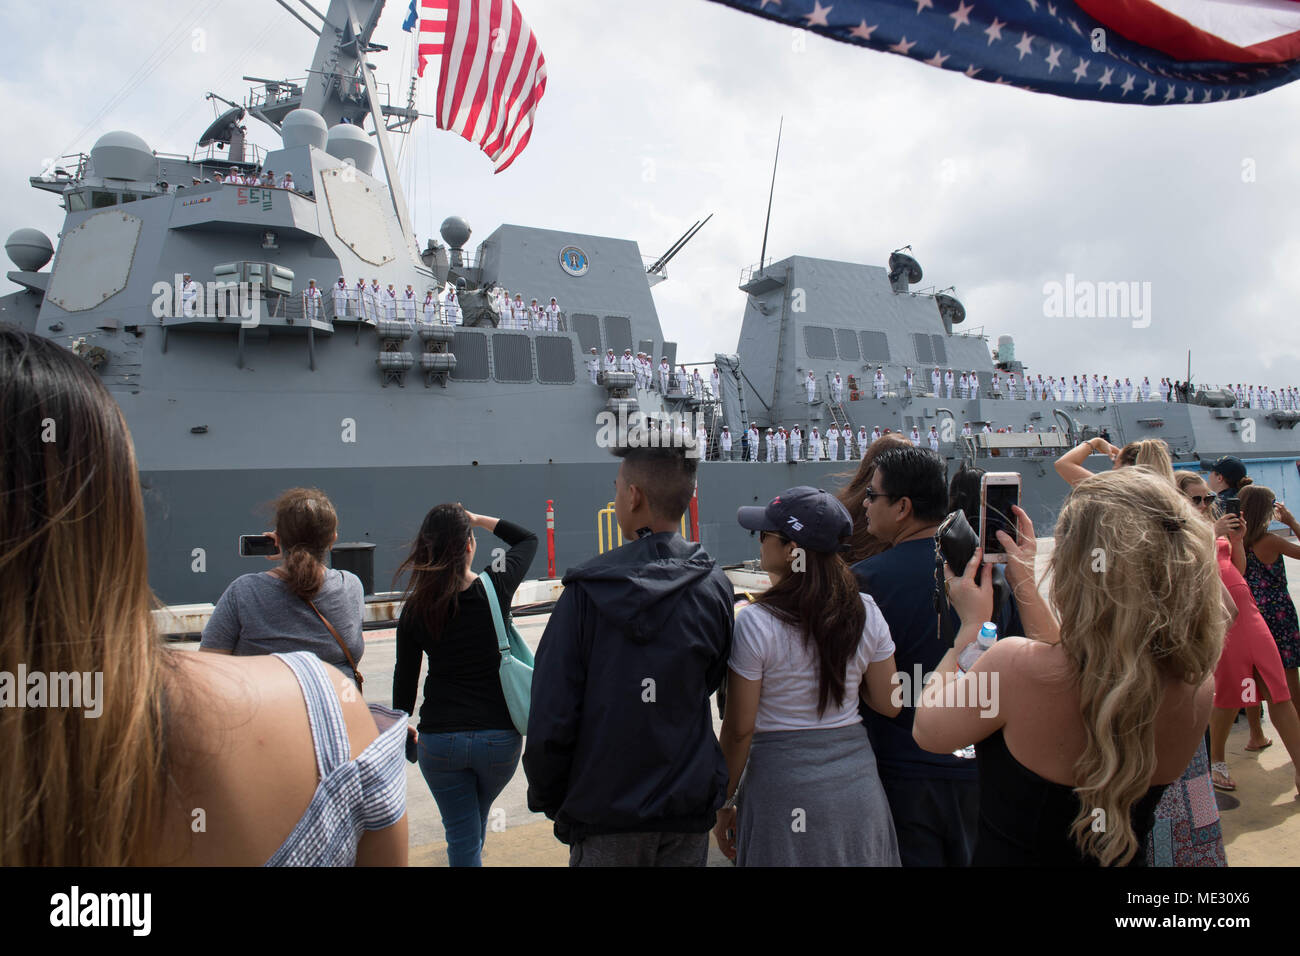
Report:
758,116,782,276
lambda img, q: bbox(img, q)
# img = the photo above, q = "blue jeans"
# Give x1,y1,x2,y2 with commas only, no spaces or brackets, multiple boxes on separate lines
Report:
417,729,523,867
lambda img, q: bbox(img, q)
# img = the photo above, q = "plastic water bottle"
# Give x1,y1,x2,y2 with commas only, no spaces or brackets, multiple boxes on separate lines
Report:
958,622,998,673
952,623,997,759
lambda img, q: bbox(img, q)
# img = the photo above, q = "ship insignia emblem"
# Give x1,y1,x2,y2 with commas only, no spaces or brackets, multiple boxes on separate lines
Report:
559,245,589,277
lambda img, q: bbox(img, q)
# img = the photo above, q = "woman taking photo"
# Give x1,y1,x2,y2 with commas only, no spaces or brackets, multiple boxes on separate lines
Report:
393,504,537,867
201,488,365,688
1,328,406,865
915,468,1224,865
715,487,901,866
1239,485,1300,705
1054,436,1174,487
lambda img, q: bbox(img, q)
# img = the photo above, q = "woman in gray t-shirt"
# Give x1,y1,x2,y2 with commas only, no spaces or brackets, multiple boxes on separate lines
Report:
201,488,365,684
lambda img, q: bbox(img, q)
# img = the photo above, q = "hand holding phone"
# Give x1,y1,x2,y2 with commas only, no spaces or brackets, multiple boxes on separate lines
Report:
980,473,1021,564
238,532,281,557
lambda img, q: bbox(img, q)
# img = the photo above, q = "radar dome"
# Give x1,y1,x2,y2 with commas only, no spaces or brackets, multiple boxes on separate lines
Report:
325,123,376,175
281,109,328,150
6,228,54,272
90,130,155,182
440,216,471,250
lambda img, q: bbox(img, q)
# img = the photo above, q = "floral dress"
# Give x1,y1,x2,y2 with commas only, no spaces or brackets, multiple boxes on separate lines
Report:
1245,548,1300,668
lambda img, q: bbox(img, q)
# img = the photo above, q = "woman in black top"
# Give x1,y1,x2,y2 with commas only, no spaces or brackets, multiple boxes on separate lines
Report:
393,505,537,866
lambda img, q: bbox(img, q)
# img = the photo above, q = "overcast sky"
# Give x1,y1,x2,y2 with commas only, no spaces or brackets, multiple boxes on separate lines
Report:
5,0,1300,389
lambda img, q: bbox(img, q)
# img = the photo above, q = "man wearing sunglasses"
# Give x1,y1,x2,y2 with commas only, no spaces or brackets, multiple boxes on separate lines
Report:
852,446,981,867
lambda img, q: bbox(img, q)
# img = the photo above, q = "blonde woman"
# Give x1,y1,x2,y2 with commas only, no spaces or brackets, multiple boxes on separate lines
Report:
1054,436,1174,487
914,468,1225,865
0,328,406,865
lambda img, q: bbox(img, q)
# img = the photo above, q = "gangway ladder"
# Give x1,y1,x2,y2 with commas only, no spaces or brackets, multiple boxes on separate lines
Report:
702,391,724,460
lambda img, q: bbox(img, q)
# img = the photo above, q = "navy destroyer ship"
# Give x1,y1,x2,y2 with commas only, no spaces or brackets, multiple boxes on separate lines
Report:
4,0,1298,608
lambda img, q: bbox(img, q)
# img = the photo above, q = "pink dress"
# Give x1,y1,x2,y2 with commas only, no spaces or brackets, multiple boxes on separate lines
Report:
1215,538,1291,708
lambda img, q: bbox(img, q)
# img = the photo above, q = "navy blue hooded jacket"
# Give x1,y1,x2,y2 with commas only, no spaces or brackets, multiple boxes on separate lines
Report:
523,531,733,844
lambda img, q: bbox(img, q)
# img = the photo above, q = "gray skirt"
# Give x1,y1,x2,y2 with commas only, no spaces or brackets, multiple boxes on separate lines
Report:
736,723,900,867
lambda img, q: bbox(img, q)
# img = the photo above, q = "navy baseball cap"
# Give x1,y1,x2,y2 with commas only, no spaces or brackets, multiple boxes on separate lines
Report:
737,486,853,553
1210,456,1247,486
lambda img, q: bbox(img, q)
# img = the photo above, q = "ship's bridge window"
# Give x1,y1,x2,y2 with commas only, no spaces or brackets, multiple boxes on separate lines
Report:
930,335,947,365
835,329,860,362
536,336,576,384
602,315,632,356
121,192,138,204
912,333,934,364
571,313,601,354
451,330,489,381
859,330,890,362
67,191,88,212
91,191,118,209
493,333,534,383
803,326,837,360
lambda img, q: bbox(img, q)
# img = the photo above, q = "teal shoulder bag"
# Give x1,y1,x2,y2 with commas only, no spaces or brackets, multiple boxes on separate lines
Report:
478,571,534,735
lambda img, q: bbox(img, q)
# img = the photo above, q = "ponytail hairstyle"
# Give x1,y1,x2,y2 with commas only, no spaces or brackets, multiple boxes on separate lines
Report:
396,504,473,639
272,488,338,599
1239,485,1276,548
1049,468,1223,865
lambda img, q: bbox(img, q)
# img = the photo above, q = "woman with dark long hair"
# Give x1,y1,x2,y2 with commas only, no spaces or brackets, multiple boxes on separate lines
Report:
1239,485,1300,706
201,487,365,688
0,327,405,865
715,487,900,866
393,503,537,866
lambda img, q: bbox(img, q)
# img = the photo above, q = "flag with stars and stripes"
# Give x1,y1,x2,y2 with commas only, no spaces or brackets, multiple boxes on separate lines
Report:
704,0,1300,104
403,0,547,172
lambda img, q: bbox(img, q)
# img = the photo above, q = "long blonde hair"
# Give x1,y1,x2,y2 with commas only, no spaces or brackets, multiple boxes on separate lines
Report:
1116,439,1175,484
0,327,173,865
1049,468,1223,865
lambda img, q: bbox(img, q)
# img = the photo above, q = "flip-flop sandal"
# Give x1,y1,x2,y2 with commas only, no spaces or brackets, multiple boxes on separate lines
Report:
1211,762,1237,792
1245,739,1273,752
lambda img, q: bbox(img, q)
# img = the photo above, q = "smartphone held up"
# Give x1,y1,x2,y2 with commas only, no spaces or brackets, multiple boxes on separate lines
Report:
980,473,1021,564
238,534,280,558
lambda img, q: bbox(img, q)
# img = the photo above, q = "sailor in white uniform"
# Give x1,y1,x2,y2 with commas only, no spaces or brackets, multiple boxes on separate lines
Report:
303,279,322,321
546,297,560,331
711,367,721,399
719,425,732,460
927,368,936,394
909,426,920,446
332,277,349,318
1141,377,1151,401
382,284,397,321
605,349,618,378
826,424,839,462
678,366,690,395
928,426,940,453
422,290,438,324
1008,373,1017,399
529,298,543,330
789,426,802,462
829,371,843,404
181,273,199,317
619,349,635,374
806,370,817,404
693,369,704,398
857,427,868,459
401,285,417,323
587,348,600,385
696,422,709,459
945,369,954,398
510,295,527,330
982,423,993,435
367,280,382,322
440,286,459,325
773,428,786,463
659,358,671,394
868,426,880,444
873,366,886,399
279,172,295,190
764,428,774,463
961,422,972,438
747,423,760,462
808,427,822,461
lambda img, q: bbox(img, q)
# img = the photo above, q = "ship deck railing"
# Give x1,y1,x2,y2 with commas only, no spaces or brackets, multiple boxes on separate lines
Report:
963,432,1072,459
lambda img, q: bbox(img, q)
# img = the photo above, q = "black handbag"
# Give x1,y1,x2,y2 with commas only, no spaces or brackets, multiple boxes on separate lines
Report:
933,509,1011,645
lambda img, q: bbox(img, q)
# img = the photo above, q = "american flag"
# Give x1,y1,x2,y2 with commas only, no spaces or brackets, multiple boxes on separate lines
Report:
404,0,548,173
705,0,1300,104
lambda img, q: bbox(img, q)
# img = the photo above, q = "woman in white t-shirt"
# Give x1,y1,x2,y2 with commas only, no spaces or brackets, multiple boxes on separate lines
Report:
716,486,901,866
